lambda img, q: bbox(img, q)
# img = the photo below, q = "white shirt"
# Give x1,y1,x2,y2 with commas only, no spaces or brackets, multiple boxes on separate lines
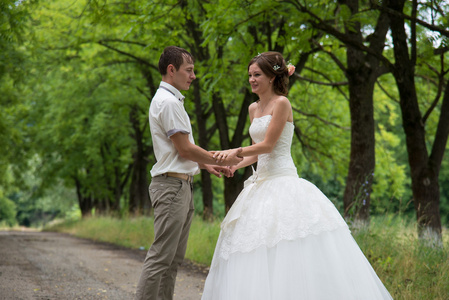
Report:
149,81,200,177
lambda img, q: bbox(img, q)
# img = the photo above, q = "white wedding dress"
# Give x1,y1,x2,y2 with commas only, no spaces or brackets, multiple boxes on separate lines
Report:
201,115,393,300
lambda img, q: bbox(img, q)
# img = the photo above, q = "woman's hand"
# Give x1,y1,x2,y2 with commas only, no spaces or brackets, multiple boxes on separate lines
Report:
203,165,234,178
211,147,243,164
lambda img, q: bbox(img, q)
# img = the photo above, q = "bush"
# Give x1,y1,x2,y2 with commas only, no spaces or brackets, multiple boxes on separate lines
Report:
0,195,17,227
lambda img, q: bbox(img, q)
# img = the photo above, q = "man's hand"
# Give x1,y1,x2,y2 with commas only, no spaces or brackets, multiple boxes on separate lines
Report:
228,166,237,178
212,147,243,165
204,165,234,178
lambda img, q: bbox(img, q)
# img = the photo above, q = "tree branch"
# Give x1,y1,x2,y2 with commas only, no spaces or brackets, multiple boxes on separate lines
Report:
282,0,394,71
97,40,152,67
98,38,148,47
136,86,152,102
101,59,137,67
376,79,399,103
293,74,348,87
370,0,449,37
422,52,448,124
293,125,334,169
429,78,449,175
292,107,350,130
310,38,347,73
299,66,349,101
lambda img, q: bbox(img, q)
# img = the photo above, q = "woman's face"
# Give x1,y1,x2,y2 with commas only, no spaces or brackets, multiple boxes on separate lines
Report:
248,63,273,95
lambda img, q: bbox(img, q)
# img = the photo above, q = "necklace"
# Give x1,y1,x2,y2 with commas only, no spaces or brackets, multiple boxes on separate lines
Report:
258,96,274,113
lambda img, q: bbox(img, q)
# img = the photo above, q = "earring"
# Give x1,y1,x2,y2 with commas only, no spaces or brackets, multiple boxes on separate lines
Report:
269,81,272,84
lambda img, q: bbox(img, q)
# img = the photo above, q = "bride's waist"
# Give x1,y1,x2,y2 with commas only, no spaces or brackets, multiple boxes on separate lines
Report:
256,167,297,177
245,166,298,187
257,158,295,172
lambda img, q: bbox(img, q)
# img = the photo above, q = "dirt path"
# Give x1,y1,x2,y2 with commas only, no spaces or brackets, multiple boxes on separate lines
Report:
0,230,208,299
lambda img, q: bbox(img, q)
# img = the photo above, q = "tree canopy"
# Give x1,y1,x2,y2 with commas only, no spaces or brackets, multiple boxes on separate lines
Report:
1,0,448,242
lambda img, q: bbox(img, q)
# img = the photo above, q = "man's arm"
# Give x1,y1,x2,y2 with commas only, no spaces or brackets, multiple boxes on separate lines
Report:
170,132,242,166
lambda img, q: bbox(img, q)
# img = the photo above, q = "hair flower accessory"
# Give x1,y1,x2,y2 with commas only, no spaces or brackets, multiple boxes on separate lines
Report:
287,63,296,76
273,64,281,71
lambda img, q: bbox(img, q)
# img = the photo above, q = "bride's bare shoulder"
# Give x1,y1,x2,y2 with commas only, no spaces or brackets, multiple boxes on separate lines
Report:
274,96,291,105
249,101,259,111
273,96,292,110
249,102,259,119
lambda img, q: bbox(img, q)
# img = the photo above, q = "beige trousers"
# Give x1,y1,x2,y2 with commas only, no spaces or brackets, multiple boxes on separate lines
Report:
136,175,194,300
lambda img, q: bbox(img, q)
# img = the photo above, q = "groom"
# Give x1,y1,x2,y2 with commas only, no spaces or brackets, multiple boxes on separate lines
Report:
135,46,242,300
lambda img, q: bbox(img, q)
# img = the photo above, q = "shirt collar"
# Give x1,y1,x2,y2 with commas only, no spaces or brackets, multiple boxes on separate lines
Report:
159,81,185,102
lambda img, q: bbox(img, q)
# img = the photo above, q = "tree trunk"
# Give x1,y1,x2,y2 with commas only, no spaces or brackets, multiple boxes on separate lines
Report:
200,171,214,220
74,176,93,218
340,0,390,223
183,11,218,220
215,89,254,210
128,104,150,215
389,0,442,241
343,78,375,222
191,80,215,220
129,155,149,215
224,167,252,213
111,164,122,212
94,198,109,216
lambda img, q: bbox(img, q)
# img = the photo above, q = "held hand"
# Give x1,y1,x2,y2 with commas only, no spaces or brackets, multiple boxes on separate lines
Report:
217,166,234,178
205,165,234,178
212,148,243,166
228,166,237,177
211,149,232,162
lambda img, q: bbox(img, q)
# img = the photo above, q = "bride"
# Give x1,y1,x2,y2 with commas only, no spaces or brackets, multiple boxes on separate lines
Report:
202,52,393,299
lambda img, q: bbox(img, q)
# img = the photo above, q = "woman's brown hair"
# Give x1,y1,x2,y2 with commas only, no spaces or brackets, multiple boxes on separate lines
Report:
248,52,289,96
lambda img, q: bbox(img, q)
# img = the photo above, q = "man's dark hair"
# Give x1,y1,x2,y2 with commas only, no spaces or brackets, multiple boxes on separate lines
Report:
158,46,194,75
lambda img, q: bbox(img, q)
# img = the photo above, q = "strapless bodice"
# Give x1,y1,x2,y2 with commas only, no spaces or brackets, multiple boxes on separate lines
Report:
249,115,297,178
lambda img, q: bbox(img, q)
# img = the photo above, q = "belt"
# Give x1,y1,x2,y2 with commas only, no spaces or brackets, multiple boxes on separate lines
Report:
161,172,193,183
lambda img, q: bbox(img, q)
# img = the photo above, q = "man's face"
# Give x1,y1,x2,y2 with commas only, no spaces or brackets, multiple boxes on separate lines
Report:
171,57,196,91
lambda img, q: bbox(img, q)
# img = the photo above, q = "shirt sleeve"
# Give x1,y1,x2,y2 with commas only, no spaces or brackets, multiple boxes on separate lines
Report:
159,98,191,137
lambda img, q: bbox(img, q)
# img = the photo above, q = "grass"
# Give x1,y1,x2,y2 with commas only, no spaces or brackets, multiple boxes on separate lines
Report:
44,215,222,265
44,214,449,300
45,216,156,250
352,216,449,300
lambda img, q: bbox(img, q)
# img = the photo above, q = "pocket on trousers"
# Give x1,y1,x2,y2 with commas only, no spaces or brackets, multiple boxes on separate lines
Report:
149,179,183,208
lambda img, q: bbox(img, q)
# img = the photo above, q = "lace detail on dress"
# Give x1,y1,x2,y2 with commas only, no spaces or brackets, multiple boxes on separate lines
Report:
214,115,348,262
250,115,296,178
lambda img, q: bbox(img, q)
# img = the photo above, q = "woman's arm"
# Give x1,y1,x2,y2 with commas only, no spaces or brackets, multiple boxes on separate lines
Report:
214,97,292,162
230,155,258,173
171,132,242,166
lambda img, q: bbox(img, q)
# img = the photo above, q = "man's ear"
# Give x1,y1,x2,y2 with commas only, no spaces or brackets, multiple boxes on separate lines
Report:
167,64,175,76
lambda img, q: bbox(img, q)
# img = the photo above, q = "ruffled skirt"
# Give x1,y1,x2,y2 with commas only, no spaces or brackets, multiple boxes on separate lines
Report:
201,171,392,300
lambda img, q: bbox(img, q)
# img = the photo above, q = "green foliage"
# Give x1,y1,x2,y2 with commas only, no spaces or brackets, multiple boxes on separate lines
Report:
0,0,29,71
185,217,222,265
4,155,78,227
0,190,17,227
0,0,33,186
15,0,156,214
1,0,448,227
193,175,228,219
353,215,449,300
371,73,410,214
0,1,35,228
